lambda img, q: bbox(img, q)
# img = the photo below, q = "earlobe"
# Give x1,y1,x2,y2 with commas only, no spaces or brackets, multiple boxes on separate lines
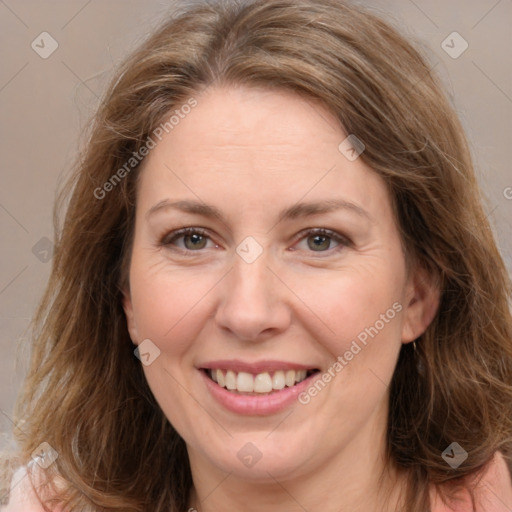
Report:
401,266,441,344
122,289,140,344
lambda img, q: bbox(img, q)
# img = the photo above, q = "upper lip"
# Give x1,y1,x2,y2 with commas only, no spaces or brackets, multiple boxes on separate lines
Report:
198,359,319,374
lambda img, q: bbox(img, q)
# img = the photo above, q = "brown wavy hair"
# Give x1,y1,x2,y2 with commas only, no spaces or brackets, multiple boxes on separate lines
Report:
3,0,512,510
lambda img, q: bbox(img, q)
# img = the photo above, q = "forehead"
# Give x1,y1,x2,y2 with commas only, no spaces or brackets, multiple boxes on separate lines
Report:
136,85,391,222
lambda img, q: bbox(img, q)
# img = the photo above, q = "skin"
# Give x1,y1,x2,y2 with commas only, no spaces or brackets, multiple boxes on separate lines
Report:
123,85,439,512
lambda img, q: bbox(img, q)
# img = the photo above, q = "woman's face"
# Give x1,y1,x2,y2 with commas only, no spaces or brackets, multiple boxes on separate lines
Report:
123,85,436,483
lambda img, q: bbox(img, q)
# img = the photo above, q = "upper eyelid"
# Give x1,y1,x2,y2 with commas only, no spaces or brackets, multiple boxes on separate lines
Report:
293,227,350,243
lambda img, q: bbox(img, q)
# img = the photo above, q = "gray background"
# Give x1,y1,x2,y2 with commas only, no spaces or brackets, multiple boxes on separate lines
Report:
1,0,511,447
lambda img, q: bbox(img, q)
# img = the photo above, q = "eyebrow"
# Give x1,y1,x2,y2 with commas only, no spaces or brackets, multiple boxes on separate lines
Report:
146,198,372,224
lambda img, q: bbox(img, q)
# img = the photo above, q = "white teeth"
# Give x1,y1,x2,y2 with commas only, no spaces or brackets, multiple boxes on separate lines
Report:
237,372,254,392
216,369,225,388
208,368,311,394
295,370,307,383
254,372,273,393
225,370,237,390
285,370,296,387
272,370,286,390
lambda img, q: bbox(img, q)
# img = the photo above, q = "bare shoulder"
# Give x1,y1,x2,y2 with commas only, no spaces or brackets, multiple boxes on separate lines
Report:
1,465,46,512
477,451,512,510
431,451,512,512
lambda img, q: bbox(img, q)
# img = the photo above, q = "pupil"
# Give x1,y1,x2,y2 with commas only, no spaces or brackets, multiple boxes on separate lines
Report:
309,235,329,251
185,233,206,250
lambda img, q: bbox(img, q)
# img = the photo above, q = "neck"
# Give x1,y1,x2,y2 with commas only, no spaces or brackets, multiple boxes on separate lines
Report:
186,410,408,511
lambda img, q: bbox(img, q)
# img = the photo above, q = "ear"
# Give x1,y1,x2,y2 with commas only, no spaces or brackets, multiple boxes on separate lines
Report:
401,264,440,344
122,288,140,345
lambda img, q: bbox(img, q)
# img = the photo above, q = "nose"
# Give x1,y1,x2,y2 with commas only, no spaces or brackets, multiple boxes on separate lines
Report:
214,250,292,342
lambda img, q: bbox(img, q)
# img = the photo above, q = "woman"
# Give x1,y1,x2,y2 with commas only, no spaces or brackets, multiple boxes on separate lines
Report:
2,0,512,510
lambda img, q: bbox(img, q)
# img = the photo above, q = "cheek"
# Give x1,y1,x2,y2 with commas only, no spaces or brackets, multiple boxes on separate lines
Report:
128,261,220,430
294,267,405,357
129,257,221,354
296,271,405,419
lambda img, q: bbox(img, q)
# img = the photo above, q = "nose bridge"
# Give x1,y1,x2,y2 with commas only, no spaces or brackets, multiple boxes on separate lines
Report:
232,248,270,295
214,242,290,340
229,234,274,298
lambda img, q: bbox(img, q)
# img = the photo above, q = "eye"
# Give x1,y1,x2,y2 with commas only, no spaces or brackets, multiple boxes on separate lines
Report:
160,227,350,255
293,228,350,254
160,227,218,251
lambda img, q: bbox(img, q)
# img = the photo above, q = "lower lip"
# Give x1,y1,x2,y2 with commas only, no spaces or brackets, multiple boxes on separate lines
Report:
200,370,319,416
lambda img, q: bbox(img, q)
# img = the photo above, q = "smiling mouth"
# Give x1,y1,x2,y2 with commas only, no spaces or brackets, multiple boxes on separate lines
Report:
203,368,320,395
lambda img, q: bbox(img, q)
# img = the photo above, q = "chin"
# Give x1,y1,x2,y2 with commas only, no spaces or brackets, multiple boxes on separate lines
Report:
199,435,317,481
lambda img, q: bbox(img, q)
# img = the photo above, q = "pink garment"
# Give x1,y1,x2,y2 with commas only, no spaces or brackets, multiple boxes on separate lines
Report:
1,463,64,512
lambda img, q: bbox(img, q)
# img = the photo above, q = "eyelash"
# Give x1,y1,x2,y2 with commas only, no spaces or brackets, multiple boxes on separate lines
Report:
159,227,351,256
